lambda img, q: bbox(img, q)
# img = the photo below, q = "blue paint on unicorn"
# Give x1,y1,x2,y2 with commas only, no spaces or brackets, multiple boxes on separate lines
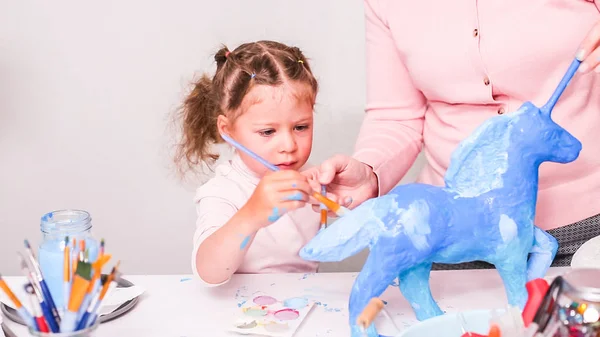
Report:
300,59,583,337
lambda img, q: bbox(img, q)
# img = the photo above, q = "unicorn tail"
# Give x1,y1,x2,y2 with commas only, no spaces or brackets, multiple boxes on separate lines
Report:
300,197,385,262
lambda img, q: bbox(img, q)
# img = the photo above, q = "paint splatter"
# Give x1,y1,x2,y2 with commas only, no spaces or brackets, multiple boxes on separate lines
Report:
268,207,285,222
314,301,343,313
235,286,249,307
179,277,191,282
240,235,250,249
383,300,388,305
284,192,303,201
299,273,314,280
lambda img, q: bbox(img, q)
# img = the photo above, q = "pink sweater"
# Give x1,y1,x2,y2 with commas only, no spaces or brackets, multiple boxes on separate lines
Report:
353,0,600,230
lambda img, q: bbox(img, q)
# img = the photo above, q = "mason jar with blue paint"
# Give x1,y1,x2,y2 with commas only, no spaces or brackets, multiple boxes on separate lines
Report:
38,210,99,311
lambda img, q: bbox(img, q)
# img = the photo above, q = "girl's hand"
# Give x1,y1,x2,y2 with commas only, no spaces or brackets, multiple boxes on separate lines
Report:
242,170,313,229
576,20,600,73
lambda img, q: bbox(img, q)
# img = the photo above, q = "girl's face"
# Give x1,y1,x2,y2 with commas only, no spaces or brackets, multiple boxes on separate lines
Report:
219,81,314,177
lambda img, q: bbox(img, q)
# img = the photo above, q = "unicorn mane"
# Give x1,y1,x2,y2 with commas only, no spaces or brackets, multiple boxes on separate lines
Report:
444,115,513,197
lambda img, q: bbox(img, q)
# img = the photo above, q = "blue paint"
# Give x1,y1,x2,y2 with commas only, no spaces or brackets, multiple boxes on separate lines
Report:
284,192,304,201
283,297,309,309
180,277,191,282
240,235,251,249
300,94,582,335
237,300,247,307
268,207,285,222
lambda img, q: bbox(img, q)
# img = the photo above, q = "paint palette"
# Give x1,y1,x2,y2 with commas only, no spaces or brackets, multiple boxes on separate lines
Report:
230,295,315,337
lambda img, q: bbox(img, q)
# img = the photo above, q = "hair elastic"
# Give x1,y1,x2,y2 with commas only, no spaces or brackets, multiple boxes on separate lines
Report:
250,73,256,79
225,51,230,58
298,60,304,64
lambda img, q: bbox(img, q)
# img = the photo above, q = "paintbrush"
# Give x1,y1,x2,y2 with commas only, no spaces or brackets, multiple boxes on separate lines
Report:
64,236,71,313
357,298,384,334
79,240,86,263
17,252,60,333
320,185,327,229
71,238,78,283
80,261,120,329
76,254,111,324
23,240,61,325
24,283,49,333
0,273,35,329
357,298,400,337
60,261,92,332
220,133,349,217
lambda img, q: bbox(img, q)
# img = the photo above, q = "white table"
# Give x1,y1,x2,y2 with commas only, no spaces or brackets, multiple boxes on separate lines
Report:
2,267,569,337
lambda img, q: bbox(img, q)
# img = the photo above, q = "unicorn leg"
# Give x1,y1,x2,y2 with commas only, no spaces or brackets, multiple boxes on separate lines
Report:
527,226,558,281
495,257,529,309
398,262,442,321
348,249,404,337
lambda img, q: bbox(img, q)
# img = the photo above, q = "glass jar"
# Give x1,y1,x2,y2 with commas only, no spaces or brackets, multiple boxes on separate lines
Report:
535,268,600,337
27,320,99,337
38,210,99,311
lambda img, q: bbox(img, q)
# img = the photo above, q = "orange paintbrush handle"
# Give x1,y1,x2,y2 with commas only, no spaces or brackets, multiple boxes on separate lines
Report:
67,275,90,312
357,298,385,328
0,279,23,308
64,246,70,282
99,262,120,300
312,192,348,216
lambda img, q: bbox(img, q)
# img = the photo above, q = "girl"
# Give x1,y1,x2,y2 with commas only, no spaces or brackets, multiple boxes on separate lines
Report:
175,41,321,286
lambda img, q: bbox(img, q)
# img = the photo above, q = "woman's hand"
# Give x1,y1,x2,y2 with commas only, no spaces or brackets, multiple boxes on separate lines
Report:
576,20,600,73
302,154,379,213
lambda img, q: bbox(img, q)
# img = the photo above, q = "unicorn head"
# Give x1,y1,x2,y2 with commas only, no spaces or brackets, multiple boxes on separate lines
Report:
444,100,582,197
508,101,581,165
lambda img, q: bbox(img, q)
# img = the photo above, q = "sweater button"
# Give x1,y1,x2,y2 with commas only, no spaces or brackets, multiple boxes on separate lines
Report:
484,77,490,86
497,107,505,115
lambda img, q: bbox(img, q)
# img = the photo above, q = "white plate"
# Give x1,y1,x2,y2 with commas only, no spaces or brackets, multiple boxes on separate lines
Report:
571,235,600,269
397,310,495,337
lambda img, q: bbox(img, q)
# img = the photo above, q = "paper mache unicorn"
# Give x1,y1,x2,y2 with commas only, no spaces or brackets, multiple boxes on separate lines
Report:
300,58,583,337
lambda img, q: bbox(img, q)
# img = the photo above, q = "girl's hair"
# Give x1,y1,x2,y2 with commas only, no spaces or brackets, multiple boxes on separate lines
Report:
174,40,319,174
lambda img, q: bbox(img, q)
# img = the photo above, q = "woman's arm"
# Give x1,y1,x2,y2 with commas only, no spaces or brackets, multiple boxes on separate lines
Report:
353,0,428,195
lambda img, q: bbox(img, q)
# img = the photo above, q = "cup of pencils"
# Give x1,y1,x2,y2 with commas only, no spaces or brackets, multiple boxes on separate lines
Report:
0,233,120,336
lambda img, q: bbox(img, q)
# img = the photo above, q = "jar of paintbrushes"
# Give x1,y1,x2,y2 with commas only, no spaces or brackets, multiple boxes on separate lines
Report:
0,209,121,336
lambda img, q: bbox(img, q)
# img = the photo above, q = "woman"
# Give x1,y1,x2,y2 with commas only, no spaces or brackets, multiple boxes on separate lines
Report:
307,0,600,268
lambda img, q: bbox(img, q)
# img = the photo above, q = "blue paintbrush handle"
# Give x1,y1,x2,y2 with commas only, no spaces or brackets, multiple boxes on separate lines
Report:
220,133,280,171
39,279,61,323
39,300,60,333
75,311,91,331
543,58,582,114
